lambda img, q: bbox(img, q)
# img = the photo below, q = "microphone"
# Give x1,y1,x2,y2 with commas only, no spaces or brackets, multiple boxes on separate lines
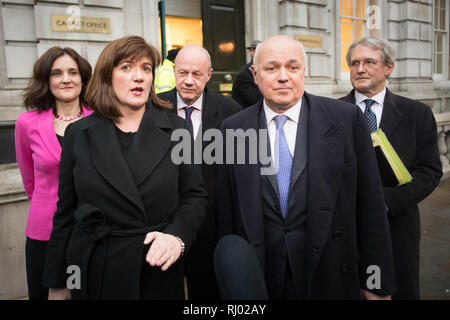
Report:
214,234,268,299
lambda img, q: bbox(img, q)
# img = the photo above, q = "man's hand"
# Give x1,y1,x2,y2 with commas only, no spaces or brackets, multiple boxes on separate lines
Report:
144,232,182,271
361,289,391,300
48,288,71,300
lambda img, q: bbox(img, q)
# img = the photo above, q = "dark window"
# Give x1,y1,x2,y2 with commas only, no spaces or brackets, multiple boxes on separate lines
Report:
0,121,16,165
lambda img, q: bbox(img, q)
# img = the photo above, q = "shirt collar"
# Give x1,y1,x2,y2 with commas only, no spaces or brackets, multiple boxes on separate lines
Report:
176,92,204,111
263,98,302,127
354,88,386,107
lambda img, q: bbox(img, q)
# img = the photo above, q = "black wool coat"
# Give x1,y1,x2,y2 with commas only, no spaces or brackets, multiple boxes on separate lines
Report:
232,62,263,108
43,105,208,299
158,87,241,299
217,92,397,299
340,89,442,299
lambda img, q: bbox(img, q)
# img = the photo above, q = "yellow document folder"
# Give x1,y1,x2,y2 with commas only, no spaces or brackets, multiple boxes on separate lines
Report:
371,129,412,187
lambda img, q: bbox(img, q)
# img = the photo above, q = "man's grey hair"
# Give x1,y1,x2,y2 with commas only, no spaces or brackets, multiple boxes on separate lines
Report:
346,36,396,66
253,38,308,72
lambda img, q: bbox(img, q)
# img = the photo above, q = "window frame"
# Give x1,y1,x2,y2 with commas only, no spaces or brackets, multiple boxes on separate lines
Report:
338,0,368,80
337,0,387,81
432,0,449,80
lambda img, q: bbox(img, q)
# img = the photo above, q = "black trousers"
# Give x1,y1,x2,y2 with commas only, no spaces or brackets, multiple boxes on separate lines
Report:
25,237,49,300
140,259,185,300
282,256,306,300
282,258,298,299
185,244,221,300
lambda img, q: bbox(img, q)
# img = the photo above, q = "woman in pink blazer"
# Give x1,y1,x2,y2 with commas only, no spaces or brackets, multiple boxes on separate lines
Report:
15,47,92,300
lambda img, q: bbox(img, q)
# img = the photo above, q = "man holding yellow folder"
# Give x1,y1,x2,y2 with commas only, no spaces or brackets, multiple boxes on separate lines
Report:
340,37,442,300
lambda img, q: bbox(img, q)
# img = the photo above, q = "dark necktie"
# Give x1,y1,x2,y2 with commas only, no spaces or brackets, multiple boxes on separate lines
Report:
274,115,293,218
364,99,377,133
184,106,195,137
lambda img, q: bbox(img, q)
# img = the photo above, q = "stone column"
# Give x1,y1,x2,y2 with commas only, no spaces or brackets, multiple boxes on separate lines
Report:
277,0,336,95
438,127,449,166
0,0,36,120
244,0,279,54
141,0,160,47
387,0,434,92
0,165,28,299
445,125,450,159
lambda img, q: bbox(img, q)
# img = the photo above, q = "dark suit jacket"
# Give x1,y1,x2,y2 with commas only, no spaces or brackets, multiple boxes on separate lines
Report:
232,62,263,108
340,88,442,299
158,87,241,299
217,92,396,299
43,105,208,299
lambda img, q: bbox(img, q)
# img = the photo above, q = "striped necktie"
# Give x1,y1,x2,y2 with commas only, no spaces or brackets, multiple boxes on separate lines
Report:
184,106,195,137
364,99,377,133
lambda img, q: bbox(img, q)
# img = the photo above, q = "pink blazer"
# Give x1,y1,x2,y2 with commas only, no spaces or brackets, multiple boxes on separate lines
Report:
15,106,93,241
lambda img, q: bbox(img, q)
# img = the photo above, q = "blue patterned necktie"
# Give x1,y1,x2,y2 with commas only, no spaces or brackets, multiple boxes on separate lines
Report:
274,115,293,218
184,106,195,137
364,99,377,133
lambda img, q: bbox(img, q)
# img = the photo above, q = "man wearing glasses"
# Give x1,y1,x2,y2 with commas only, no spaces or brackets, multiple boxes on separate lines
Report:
340,37,442,300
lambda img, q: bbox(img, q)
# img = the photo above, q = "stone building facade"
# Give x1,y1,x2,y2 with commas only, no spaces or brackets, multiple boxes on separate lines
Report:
0,0,449,299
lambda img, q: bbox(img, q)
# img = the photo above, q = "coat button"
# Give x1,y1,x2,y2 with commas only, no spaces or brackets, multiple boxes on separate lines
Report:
332,231,341,240
340,264,350,273
284,229,290,234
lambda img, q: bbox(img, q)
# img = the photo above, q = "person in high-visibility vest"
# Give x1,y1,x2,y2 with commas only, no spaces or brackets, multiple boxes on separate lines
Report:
155,49,179,94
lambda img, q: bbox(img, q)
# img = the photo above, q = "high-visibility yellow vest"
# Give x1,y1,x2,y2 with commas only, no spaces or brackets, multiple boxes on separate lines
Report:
155,59,175,94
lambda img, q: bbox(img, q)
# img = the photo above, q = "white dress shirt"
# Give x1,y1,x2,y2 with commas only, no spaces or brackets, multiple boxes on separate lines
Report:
354,88,386,129
263,99,302,166
176,92,203,140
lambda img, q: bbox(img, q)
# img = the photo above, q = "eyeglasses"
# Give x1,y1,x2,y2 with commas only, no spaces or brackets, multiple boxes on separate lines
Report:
349,59,384,69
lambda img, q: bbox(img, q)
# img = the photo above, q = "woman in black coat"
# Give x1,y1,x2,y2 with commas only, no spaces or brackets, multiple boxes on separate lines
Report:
43,36,208,300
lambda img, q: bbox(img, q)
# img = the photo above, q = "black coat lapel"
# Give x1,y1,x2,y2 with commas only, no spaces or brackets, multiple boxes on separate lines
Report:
125,105,173,186
201,87,221,132
258,107,279,199
289,96,309,191
342,88,402,139
340,90,356,104
158,88,178,115
257,97,309,207
159,87,220,144
304,93,343,286
380,89,402,138
233,103,265,246
87,115,145,213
